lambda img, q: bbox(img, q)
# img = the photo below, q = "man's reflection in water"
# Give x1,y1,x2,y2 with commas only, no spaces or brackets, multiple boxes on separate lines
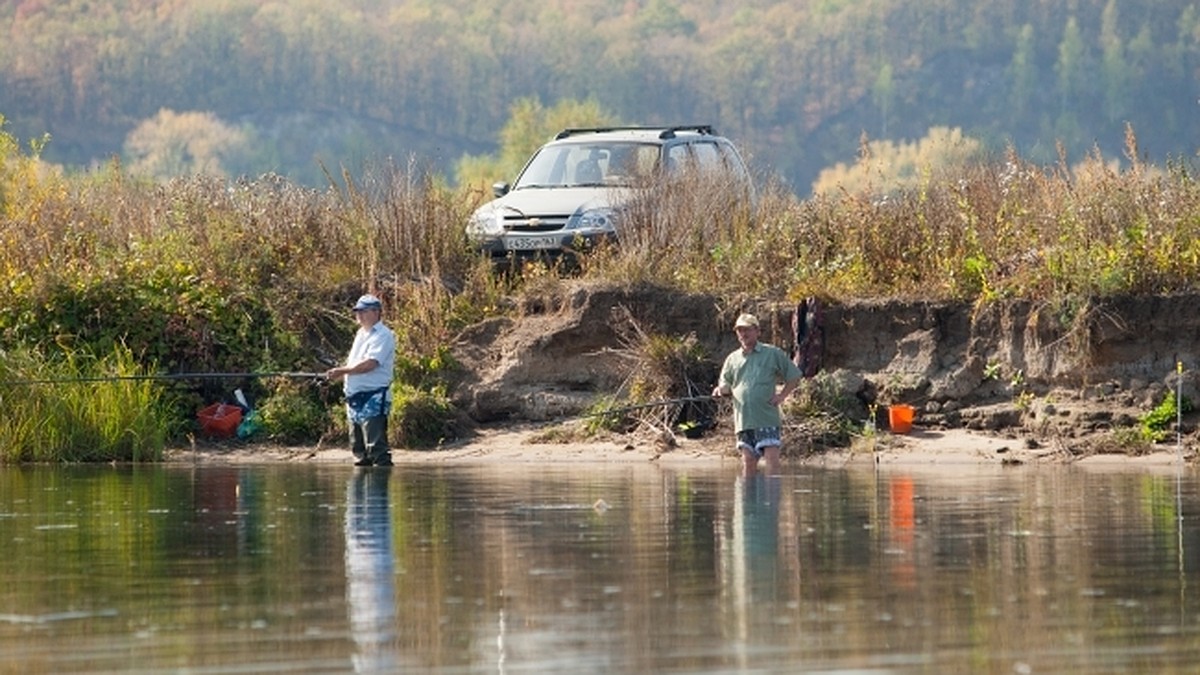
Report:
727,473,783,661
345,468,397,673
735,474,782,594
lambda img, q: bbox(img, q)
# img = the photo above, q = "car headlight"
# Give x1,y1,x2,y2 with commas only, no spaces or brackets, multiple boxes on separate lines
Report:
572,207,617,232
466,208,503,237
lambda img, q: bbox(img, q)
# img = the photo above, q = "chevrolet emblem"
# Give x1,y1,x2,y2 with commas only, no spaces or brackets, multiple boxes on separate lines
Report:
527,218,541,227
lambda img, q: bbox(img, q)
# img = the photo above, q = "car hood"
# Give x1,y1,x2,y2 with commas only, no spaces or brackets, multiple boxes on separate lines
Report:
477,186,633,218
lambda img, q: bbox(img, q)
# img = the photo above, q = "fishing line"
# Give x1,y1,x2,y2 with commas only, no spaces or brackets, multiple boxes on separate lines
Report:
1174,359,1186,629
1176,359,1184,463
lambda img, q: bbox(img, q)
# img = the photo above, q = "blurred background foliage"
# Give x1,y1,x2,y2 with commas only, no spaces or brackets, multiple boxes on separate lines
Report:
1,0,1198,194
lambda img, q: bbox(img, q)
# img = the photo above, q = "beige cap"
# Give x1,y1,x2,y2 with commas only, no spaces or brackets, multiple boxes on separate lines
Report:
734,313,759,328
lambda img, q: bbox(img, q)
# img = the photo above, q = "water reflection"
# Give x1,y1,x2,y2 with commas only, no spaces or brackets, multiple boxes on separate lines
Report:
344,468,397,673
722,475,784,667
887,475,916,590
727,475,782,595
3,464,1200,672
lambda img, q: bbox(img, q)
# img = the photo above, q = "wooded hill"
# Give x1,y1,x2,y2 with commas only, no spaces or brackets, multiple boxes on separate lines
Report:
2,0,1198,193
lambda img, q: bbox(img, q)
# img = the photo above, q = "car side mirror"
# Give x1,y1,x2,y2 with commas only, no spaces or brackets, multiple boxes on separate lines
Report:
492,182,510,198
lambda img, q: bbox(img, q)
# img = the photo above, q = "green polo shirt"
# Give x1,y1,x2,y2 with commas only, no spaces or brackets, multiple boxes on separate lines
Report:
719,342,803,432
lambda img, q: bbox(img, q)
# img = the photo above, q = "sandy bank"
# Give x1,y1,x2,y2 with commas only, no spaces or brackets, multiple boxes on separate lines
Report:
166,426,1190,471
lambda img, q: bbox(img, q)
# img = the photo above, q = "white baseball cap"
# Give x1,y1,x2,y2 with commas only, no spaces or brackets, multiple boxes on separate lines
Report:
352,294,382,311
734,313,759,328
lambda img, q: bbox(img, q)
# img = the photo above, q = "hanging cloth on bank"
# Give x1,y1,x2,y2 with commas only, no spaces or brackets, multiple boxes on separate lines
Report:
791,297,824,379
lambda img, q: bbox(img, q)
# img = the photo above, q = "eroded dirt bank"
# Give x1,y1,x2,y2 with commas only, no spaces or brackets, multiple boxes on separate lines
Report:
448,281,1199,454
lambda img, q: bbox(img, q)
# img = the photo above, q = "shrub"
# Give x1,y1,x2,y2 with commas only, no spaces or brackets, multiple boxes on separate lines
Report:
390,383,456,449
580,395,634,435
610,306,717,433
256,379,330,445
1139,392,1193,443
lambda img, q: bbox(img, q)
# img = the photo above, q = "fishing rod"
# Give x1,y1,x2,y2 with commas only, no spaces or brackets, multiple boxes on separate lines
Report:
0,371,327,386
575,395,716,419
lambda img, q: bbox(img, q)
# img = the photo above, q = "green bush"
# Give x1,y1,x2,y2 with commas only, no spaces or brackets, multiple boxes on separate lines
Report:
256,379,330,445
0,259,301,373
390,383,456,449
1139,392,1193,443
580,395,632,435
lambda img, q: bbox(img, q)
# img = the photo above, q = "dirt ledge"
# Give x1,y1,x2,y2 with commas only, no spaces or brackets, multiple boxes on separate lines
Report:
169,282,1200,469
443,282,1199,455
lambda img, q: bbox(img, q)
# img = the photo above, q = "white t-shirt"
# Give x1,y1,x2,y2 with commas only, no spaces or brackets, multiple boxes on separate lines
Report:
343,322,396,396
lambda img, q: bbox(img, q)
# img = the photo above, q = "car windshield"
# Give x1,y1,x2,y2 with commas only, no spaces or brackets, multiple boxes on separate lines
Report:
514,142,660,189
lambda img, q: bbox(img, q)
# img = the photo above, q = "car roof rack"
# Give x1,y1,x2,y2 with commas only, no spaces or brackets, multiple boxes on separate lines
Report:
554,125,716,140
658,125,715,139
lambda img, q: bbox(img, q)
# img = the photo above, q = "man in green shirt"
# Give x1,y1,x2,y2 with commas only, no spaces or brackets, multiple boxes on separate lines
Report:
712,313,804,476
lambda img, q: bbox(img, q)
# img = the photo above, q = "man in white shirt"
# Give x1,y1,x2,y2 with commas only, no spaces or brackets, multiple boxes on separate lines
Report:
326,294,396,467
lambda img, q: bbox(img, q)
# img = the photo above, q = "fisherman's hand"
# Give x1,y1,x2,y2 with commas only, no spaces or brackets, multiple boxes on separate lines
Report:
769,388,794,407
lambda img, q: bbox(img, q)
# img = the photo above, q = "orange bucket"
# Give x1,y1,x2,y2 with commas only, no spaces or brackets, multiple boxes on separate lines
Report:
888,404,915,434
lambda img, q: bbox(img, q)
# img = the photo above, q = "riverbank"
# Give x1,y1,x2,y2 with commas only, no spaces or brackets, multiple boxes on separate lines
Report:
165,425,1192,471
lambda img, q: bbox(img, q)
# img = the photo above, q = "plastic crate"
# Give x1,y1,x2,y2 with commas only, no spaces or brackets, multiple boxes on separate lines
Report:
197,403,243,439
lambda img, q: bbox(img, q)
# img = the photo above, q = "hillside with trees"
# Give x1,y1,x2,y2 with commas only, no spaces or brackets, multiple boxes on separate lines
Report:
1,0,1199,193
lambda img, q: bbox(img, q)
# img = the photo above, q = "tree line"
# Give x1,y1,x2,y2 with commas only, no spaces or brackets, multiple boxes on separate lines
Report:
1,0,1198,193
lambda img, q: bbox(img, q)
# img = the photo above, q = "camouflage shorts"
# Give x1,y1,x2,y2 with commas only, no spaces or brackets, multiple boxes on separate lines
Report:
736,427,781,457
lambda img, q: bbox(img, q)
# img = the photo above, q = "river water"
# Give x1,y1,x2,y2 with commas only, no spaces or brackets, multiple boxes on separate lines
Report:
1,460,1199,673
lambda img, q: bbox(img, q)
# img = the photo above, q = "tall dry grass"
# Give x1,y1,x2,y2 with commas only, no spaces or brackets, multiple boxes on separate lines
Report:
7,138,1196,336
591,141,1200,304
325,159,509,354
7,140,1198,371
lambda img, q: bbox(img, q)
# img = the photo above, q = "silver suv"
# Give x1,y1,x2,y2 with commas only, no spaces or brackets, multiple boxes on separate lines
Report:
466,125,753,260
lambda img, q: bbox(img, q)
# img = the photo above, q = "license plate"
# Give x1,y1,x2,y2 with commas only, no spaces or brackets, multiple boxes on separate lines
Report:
504,235,561,251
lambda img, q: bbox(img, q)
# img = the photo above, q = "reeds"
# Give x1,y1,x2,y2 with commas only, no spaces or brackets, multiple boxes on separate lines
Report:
0,346,171,462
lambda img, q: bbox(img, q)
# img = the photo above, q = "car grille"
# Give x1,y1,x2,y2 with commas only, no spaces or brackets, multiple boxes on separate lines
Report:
502,215,570,232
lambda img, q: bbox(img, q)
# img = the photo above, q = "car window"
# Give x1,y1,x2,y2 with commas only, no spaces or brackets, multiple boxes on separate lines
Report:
516,142,660,188
515,146,571,187
606,144,659,181
714,140,751,182
665,144,691,174
691,142,722,170
674,140,751,184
